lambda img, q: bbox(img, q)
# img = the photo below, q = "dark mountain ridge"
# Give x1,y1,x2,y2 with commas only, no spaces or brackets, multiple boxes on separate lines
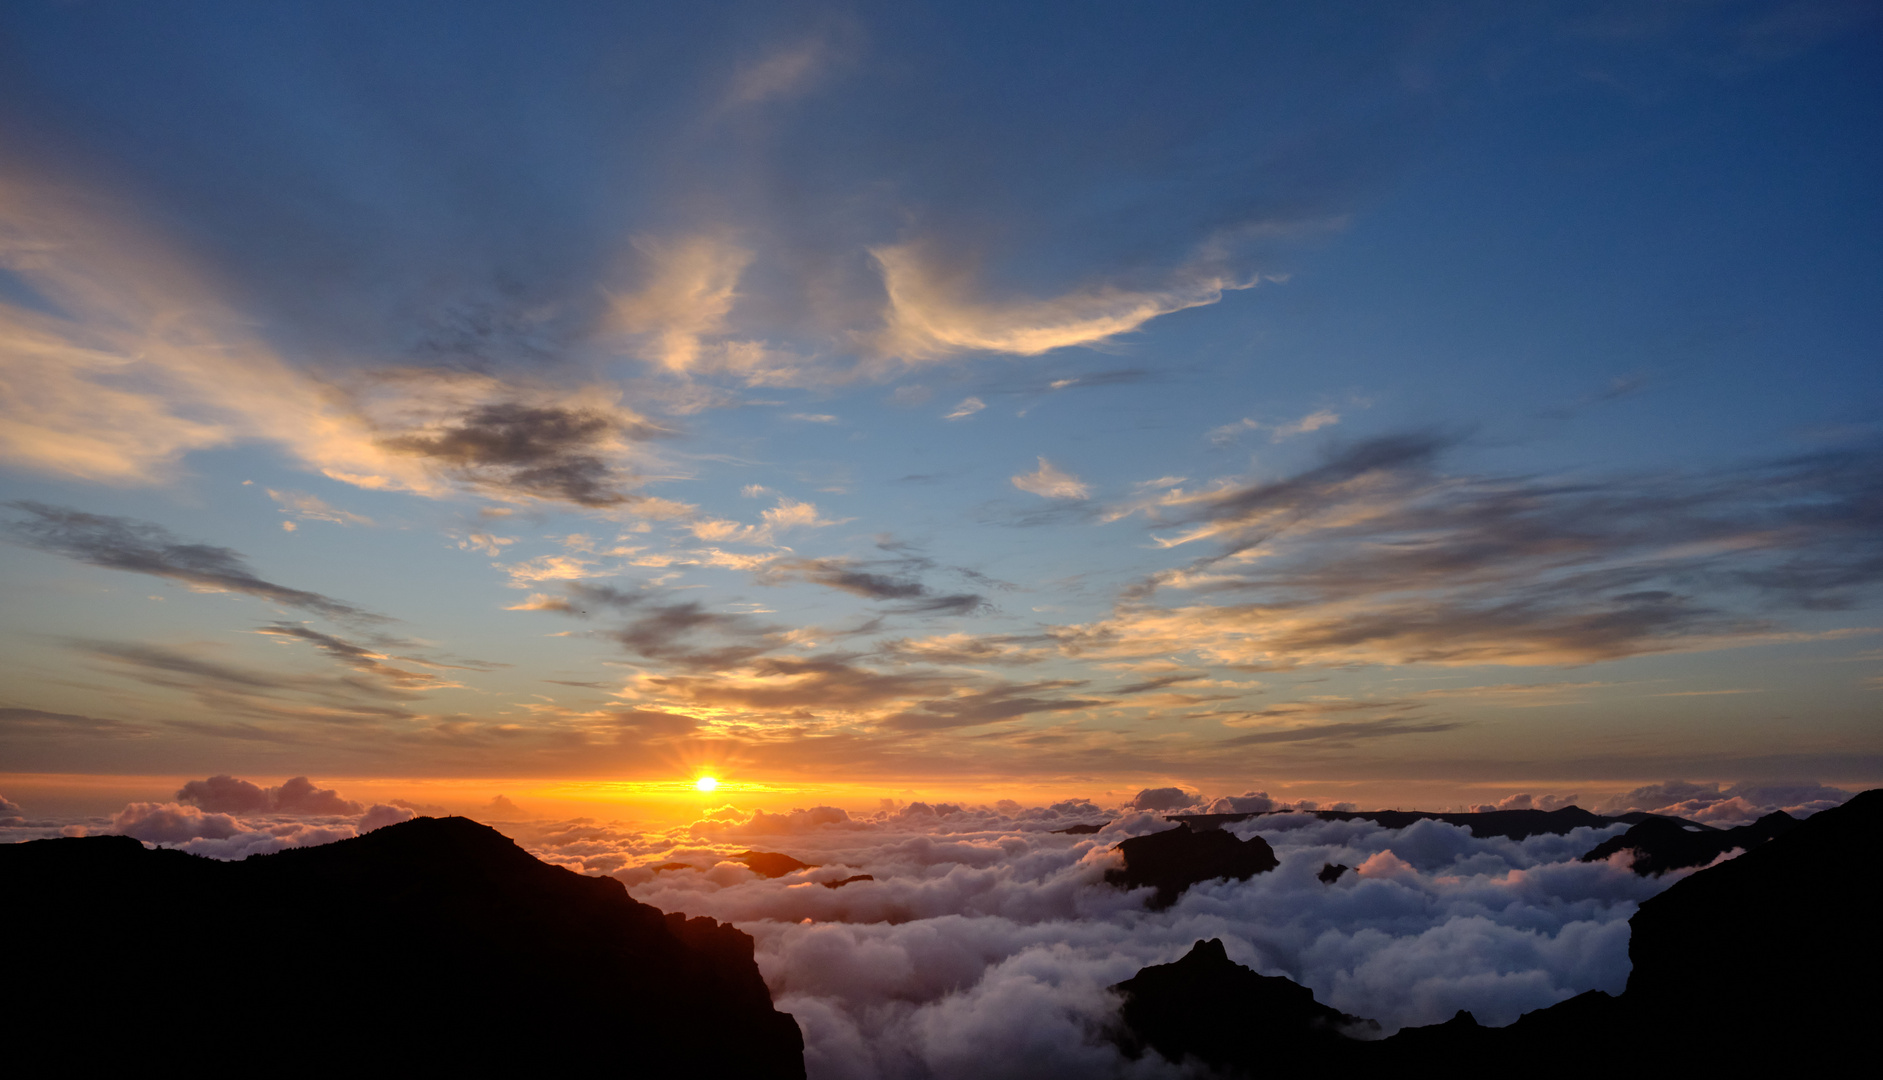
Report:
1578,809,1798,875
1,816,804,1076
1170,805,1672,841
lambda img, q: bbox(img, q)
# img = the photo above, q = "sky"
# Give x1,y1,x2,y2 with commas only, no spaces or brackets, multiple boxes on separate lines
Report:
2,0,1880,822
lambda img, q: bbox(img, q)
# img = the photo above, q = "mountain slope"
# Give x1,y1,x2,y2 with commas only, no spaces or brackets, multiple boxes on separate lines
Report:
2,816,804,1077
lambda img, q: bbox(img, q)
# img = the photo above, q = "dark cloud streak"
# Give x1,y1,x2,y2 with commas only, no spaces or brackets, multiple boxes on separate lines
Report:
4,502,374,621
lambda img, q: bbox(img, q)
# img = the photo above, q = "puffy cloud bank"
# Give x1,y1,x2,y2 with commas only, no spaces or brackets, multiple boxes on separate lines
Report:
177,774,364,815
106,796,416,859
0,776,416,859
1600,781,1853,827
501,786,1853,1079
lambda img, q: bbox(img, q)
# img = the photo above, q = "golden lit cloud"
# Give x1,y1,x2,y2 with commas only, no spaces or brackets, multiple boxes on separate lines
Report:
0,178,674,509
870,241,1250,362
1011,457,1090,500
688,497,846,546
609,233,754,374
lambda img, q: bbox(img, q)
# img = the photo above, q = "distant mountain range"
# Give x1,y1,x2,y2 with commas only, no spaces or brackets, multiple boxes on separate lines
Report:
2,816,805,1075
1166,804,1793,875
1115,788,1881,1070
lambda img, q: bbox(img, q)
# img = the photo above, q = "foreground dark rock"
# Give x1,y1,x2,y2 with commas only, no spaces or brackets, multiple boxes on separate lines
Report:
1317,862,1350,883
1,816,805,1076
1106,823,1278,909
1114,789,1881,1071
1578,809,1798,875
1112,938,1377,1070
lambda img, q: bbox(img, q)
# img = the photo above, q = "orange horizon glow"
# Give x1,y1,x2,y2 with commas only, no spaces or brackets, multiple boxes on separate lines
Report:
5,769,1841,831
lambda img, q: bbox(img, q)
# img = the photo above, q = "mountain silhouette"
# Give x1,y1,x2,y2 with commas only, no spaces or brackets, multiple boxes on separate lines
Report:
737,850,816,877
1578,809,1798,875
1112,790,1880,1070
1106,823,1279,909
1170,805,1666,841
2,816,804,1076
1112,938,1378,1071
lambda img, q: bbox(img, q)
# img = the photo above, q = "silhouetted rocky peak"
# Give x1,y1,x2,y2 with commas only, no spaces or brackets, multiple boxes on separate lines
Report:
1111,938,1378,1072
822,874,874,888
1579,809,1798,875
738,849,816,877
1318,862,1351,883
1106,823,1278,909
1051,821,1109,834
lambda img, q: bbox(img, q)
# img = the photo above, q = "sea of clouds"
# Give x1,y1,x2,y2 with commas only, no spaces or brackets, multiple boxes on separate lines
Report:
0,777,1854,1079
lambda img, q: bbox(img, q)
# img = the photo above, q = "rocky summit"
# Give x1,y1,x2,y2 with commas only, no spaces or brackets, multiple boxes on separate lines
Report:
2,816,806,1077
1106,823,1279,909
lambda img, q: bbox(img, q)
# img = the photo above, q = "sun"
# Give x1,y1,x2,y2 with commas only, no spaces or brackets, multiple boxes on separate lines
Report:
694,775,718,793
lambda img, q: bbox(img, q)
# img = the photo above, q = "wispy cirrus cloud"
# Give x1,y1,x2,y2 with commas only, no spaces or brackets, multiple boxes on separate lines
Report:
609,233,754,375
266,489,372,529
1067,437,1883,670
761,556,987,617
77,640,422,724
4,502,375,621
1207,409,1341,446
944,396,986,420
253,623,463,692
0,180,685,510
870,241,1251,363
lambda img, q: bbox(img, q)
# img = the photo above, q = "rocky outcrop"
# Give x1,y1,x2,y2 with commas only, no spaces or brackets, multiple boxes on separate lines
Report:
1578,809,1797,875
822,874,874,888
1317,862,1350,883
1051,821,1108,834
1106,823,1279,909
1112,938,1377,1071
738,849,816,877
1,816,805,1076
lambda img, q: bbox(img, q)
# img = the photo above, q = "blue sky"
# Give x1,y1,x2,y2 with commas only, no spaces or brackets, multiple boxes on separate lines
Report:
1,0,1878,809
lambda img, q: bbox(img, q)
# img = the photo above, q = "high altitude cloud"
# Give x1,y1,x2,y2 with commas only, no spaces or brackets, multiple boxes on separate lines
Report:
761,557,987,616
0,179,439,491
4,502,372,620
266,490,372,528
1208,409,1341,445
871,242,1249,362
1011,458,1090,500
1072,437,1883,669
610,234,755,374
253,624,464,692
0,180,674,509
372,393,669,508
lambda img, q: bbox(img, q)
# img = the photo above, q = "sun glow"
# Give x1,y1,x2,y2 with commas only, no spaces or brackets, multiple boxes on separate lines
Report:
695,775,718,793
